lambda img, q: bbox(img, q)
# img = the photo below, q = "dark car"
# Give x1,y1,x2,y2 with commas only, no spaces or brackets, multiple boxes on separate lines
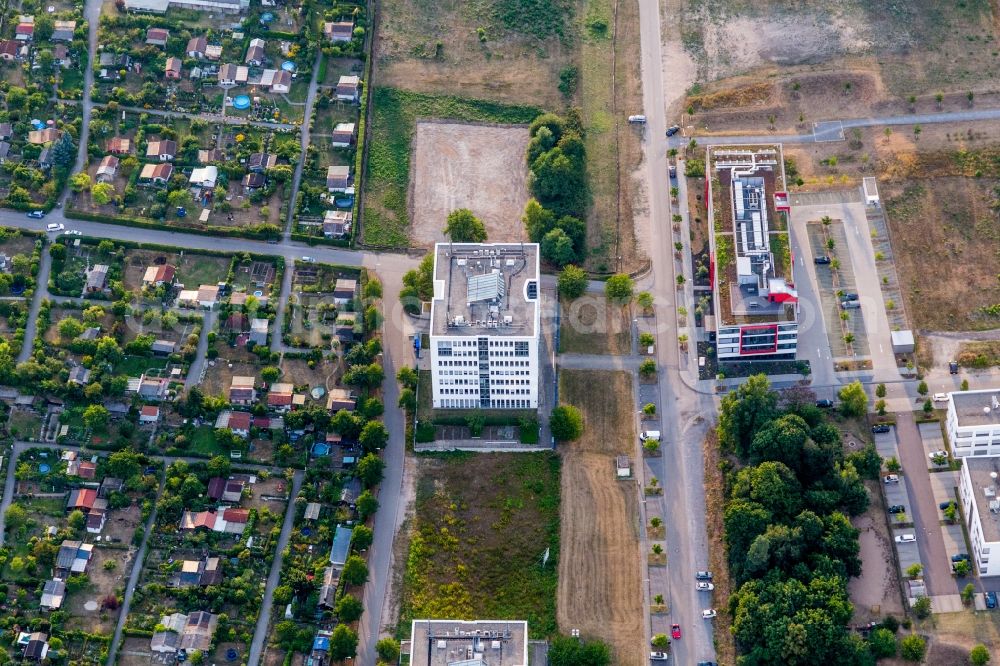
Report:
987,591,997,609
888,505,906,514
816,399,834,408
666,125,680,137
950,361,959,374
669,165,677,178
940,501,956,510
697,663,718,666
843,293,859,301
872,424,891,434
952,553,970,563
695,571,713,580
814,255,831,264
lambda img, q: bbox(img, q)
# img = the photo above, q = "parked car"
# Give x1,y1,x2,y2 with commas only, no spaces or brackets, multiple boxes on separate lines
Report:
814,255,831,264
669,165,677,178
987,591,997,609
666,125,680,137
840,300,861,309
888,505,906,514
843,293,859,301
63,229,81,235
702,609,717,619
872,424,891,434
816,399,834,408
640,431,661,442
940,501,957,510
697,662,719,666
933,393,948,402
28,210,46,219
928,449,948,460
884,474,899,484
695,571,713,580
950,361,959,374
650,652,668,661
696,582,714,591
628,115,647,124
45,222,63,232
301,256,315,263
952,553,970,562
670,624,681,640
895,534,916,543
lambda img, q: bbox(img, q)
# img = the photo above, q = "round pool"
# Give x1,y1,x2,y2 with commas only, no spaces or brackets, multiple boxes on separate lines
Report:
253,290,263,297
334,196,354,208
260,11,274,22
232,95,251,110
281,60,295,72
31,119,45,130
38,464,50,474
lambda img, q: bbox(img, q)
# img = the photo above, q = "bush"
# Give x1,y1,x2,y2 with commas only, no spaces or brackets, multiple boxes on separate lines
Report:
900,634,926,662
550,405,583,442
911,596,931,619
868,627,897,659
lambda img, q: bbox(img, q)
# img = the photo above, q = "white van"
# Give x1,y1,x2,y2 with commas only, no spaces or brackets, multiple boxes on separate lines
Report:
628,115,647,124
640,431,661,442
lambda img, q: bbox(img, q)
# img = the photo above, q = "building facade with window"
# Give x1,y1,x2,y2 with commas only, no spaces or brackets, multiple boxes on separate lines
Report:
947,389,1000,457
429,243,540,410
958,455,1000,576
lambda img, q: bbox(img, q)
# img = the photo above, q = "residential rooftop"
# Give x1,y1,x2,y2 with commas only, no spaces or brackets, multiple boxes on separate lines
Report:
430,243,540,338
965,456,1000,543
409,619,528,666
951,390,1000,428
709,145,796,326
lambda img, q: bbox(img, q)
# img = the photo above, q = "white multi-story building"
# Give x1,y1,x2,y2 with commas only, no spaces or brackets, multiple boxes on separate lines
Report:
429,243,540,410
706,146,798,360
958,456,1000,576
947,389,1000,457
410,619,528,666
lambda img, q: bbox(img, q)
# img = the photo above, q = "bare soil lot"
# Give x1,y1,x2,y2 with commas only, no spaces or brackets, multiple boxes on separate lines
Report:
411,122,531,247
678,0,998,121
848,482,904,623
557,370,642,665
559,297,631,355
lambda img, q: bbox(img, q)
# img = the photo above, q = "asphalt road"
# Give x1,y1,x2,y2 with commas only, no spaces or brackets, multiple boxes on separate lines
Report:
17,249,51,364
246,469,305,666
282,48,324,240
636,0,716,662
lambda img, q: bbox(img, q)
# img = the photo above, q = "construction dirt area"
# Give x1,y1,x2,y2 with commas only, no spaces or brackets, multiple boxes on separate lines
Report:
410,122,531,247
847,486,905,625
557,369,643,665
675,0,1000,130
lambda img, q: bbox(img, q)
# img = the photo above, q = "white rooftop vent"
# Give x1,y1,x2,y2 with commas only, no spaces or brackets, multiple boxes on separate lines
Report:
457,258,467,266
505,259,515,266
991,499,1000,513
992,472,999,480
985,486,996,498
454,315,465,325
437,640,447,649
503,315,513,325
491,641,501,650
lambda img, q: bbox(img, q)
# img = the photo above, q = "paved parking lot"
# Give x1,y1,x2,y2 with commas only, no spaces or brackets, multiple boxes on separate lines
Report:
929,471,959,506
918,422,949,467
873,428,899,460
892,528,922,573
884,479,914,522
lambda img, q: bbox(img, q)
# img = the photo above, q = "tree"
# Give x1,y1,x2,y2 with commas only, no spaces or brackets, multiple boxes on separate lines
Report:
636,291,654,312
719,374,778,457
376,638,401,663
68,509,86,530
444,208,487,242
343,362,384,390
356,452,385,487
954,559,971,576
352,524,374,551
50,132,76,169
876,383,887,398
83,404,110,430
970,644,991,666
398,388,416,412
206,455,231,479
359,421,389,452
92,182,115,205
329,624,358,661
550,405,583,442
962,582,976,605
397,366,418,389
342,555,369,586
261,366,280,383
639,359,657,377
917,380,928,396
604,273,633,303
651,634,669,649
335,595,364,622
548,636,611,666
837,381,868,417
357,489,379,519
558,265,587,299
540,227,576,266
69,172,91,192
962,379,970,391
58,317,84,340
923,398,934,414
5,504,27,533
900,634,926,661
906,563,923,578
912,596,932,619
868,627,897,659
522,198,557,241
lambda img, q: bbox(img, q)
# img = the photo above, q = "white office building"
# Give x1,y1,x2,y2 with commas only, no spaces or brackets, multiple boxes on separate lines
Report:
947,389,1000,457
958,456,1000,576
429,243,540,410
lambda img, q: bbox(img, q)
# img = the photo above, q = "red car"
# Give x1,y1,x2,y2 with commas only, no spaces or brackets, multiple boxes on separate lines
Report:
671,624,681,640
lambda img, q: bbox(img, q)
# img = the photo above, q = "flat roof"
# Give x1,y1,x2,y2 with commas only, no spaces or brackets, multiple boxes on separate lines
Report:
951,389,1000,428
409,619,527,666
709,145,796,326
965,456,1000,543
430,243,539,338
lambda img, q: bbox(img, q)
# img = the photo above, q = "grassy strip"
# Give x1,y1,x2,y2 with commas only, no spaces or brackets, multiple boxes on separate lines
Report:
65,209,281,241
362,88,542,247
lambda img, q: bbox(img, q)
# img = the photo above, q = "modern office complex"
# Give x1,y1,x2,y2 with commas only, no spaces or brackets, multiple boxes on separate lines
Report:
947,389,1000,457
429,243,540,410
959,455,1000,576
706,146,798,360
409,619,528,666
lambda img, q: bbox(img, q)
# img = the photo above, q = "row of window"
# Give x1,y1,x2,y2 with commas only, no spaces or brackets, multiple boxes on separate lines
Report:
439,388,532,396
437,399,533,409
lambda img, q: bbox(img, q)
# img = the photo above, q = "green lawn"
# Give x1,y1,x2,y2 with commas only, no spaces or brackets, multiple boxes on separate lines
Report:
189,425,228,457
175,253,231,287
363,88,542,247
115,355,168,377
8,411,41,440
